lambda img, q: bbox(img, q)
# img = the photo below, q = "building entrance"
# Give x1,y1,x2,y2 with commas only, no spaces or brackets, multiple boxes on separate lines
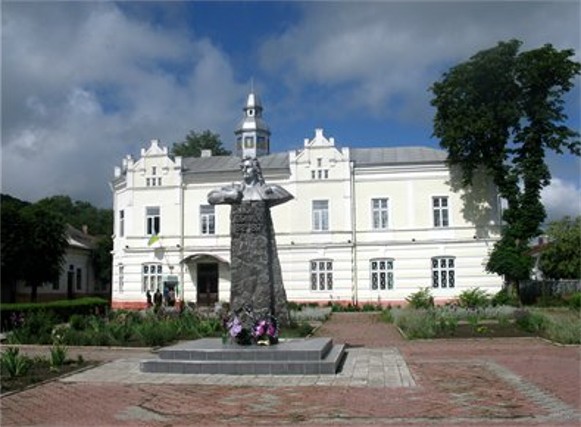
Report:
197,263,218,305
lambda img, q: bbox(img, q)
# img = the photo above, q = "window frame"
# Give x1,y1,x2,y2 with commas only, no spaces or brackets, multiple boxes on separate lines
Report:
371,198,389,230
146,206,161,236
370,258,394,290
432,196,450,228
200,204,216,235
431,256,456,288
312,200,329,232
310,259,333,291
142,263,163,293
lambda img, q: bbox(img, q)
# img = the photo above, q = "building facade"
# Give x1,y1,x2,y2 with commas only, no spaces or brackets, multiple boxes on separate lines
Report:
111,93,503,309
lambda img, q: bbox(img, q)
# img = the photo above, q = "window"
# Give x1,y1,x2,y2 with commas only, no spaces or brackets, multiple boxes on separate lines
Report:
310,260,333,291
370,259,394,290
311,158,329,180
372,198,389,230
67,265,74,292
119,210,125,237
118,265,124,293
146,206,160,236
312,200,329,231
432,257,455,288
142,263,162,293
76,268,82,291
244,136,254,148
433,196,449,227
200,205,215,235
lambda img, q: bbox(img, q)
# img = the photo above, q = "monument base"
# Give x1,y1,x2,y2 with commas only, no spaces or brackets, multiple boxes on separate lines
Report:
140,337,345,375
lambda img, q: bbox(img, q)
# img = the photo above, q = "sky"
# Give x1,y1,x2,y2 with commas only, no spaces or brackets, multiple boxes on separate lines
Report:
2,1,580,222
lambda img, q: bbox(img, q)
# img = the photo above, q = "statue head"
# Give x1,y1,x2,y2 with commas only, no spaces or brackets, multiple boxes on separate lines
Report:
241,156,265,187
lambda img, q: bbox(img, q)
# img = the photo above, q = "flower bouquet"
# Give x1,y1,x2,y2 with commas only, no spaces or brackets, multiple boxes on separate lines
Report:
223,305,279,346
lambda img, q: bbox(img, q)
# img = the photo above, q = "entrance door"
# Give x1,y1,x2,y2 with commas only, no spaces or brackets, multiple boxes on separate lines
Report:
197,263,219,305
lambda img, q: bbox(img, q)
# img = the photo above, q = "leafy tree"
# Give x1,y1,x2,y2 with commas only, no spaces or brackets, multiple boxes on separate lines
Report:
170,130,231,158
92,235,113,288
1,195,31,302
539,216,581,279
35,195,113,236
431,39,580,289
19,204,69,302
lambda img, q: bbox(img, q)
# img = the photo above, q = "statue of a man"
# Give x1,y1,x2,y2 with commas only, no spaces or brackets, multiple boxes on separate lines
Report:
208,157,292,207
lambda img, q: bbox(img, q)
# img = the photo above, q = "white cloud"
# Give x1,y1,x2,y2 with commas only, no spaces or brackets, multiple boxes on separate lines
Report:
260,2,580,120
542,178,581,223
2,2,243,207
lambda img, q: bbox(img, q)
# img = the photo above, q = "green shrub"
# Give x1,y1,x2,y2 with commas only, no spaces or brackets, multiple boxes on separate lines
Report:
392,309,437,339
379,309,393,323
405,288,434,309
1,347,31,378
458,288,490,308
514,309,546,333
434,311,458,335
7,310,58,344
564,292,581,310
491,288,519,307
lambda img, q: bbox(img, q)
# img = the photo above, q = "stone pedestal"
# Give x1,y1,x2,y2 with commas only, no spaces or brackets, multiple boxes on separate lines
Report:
230,201,289,325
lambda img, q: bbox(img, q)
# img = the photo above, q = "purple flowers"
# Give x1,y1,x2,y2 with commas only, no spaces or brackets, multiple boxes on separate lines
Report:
223,307,279,346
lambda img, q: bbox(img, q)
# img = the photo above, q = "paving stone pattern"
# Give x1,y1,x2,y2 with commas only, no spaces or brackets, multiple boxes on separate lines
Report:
1,312,580,426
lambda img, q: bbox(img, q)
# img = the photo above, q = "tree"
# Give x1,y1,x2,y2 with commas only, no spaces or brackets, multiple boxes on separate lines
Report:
431,40,580,289
170,130,231,158
20,204,69,302
1,195,31,302
539,216,581,280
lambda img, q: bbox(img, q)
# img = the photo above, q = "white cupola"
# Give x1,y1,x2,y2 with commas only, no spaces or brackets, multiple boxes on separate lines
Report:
235,90,271,158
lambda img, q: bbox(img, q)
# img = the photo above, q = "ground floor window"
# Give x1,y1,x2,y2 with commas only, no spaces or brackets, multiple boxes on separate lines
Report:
432,257,455,288
310,260,333,291
370,259,394,290
142,263,162,293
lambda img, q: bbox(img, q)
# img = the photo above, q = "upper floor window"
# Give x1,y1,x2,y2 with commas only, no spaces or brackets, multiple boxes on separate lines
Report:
244,136,254,148
312,200,329,231
200,205,215,235
433,196,449,227
119,210,125,237
311,158,329,180
310,260,333,291
146,206,160,236
370,259,394,290
432,257,455,288
372,198,389,230
142,263,162,293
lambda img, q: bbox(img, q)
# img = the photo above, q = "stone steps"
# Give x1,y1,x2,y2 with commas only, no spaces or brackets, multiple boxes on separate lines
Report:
140,337,345,375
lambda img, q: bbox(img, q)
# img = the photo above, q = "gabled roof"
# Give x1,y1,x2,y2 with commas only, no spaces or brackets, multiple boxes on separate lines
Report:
66,224,98,250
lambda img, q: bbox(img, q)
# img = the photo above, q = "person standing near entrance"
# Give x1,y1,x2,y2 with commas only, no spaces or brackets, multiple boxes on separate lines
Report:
153,288,163,313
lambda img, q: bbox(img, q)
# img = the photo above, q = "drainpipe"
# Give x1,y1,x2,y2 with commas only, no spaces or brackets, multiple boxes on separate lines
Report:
179,180,185,305
350,160,358,305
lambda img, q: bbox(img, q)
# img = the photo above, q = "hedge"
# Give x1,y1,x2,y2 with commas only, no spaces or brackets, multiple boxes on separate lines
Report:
0,297,110,332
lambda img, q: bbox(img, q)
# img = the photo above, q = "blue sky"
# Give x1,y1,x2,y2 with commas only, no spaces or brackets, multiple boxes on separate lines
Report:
2,1,580,221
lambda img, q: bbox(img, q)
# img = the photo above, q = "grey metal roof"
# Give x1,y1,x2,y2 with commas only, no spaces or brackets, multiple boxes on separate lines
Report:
182,152,289,174
181,147,445,174
351,147,447,166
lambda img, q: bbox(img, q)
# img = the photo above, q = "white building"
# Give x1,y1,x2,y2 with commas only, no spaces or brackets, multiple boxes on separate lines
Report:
111,92,503,309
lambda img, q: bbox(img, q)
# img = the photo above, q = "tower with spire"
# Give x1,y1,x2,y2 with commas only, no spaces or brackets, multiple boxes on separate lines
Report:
235,88,271,158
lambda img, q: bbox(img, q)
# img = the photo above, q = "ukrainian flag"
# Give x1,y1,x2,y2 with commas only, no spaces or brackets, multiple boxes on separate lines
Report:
148,234,160,246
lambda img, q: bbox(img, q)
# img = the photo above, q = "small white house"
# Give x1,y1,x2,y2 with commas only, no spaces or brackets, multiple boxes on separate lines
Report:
14,225,106,302
110,92,503,309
